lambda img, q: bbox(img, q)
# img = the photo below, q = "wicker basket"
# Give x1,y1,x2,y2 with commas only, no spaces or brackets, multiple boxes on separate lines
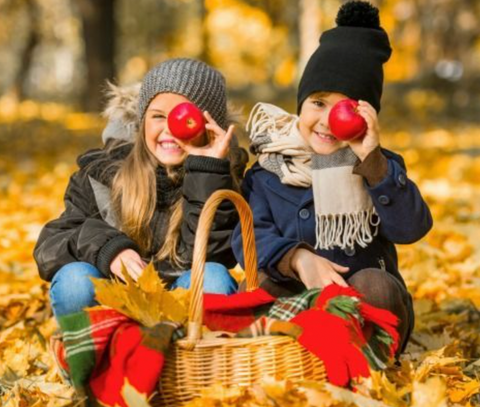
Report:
153,190,326,406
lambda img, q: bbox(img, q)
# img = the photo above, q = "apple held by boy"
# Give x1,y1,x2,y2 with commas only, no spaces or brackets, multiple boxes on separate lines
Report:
168,102,206,140
328,99,367,141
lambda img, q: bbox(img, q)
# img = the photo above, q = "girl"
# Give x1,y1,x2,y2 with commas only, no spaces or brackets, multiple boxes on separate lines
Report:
34,58,248,318
232,1,433,354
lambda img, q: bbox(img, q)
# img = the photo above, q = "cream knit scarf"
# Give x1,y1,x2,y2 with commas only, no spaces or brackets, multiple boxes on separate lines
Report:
247,103,379,250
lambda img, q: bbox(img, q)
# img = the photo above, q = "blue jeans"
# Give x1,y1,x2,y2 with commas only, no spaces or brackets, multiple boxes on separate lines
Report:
50,262,238,317
171,262,238,294
49,262,103,317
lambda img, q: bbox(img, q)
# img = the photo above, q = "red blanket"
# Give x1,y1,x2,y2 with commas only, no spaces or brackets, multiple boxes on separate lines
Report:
53,285,398,405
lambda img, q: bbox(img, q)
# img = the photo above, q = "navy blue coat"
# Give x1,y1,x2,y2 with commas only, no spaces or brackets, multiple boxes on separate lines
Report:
232,149,433,287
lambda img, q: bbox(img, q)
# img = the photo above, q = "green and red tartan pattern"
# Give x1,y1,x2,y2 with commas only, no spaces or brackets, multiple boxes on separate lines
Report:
205,285,399,387
53,285,399,405
293,285,399,386
56,307,182,407
58,308,130,390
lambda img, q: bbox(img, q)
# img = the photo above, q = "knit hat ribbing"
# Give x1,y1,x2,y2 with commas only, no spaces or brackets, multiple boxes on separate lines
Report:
138,58,228,129
297,1,391,113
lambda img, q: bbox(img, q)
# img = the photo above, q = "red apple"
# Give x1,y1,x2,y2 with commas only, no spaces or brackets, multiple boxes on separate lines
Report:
167,102,206,140
328,99,367,141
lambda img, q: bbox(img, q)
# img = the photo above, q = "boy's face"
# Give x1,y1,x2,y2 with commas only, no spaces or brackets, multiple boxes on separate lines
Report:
298,92,349,155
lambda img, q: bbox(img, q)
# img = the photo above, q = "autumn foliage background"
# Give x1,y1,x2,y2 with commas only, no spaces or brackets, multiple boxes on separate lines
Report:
1,0,480,406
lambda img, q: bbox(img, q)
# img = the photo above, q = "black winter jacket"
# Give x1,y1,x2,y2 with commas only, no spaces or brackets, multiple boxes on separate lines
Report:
34,144,238,284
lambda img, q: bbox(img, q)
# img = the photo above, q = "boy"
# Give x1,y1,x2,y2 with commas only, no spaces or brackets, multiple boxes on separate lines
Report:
232,1,432,354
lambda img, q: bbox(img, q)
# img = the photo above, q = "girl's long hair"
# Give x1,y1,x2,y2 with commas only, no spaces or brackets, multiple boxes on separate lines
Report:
110,120,158,259
110,106,248,268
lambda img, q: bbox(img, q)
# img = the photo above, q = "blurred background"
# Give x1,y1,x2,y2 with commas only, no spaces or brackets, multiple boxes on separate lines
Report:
1,0,480,124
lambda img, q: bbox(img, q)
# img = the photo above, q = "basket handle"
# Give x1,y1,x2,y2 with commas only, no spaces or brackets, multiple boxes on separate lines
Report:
181,190,259,349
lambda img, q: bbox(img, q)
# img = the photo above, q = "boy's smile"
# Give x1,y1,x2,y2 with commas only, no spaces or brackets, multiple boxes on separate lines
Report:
313,130,337,144
298,92,349,155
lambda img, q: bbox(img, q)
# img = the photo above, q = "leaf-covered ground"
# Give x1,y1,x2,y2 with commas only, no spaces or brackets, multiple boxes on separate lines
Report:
1,103,480,406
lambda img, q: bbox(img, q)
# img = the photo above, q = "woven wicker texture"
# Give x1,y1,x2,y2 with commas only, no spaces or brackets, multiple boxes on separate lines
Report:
154,190,326,406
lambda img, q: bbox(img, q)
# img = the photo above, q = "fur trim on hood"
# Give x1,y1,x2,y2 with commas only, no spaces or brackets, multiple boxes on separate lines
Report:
100,82,249,179
101,82,141,144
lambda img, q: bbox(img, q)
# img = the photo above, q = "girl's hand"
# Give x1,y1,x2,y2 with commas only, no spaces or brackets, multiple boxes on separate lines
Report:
348,100,381,161
177,111,234,160
110,249,147,282
291,248,350,289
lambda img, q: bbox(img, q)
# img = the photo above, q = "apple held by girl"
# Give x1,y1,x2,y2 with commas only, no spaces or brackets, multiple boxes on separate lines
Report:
167,102,206,140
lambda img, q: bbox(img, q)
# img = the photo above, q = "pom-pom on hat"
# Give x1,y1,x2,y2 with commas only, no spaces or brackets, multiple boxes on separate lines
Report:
297,1,391,113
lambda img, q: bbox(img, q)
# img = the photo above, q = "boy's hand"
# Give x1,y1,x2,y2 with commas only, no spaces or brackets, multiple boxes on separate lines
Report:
177,111,234,160
110,249,147,282
348,100,380,161
291,248,350,289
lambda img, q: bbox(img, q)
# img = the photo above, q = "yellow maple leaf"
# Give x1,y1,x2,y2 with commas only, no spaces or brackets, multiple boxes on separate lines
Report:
299,381,336,407
448,379,480,404
411,377,447,407
324,382,389,407
414,344,465,382
355,370,406,407
137,262,164,293
91,262,190,327
122,379,152,407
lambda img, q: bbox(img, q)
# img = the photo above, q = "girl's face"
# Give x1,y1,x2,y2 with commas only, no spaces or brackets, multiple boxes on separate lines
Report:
144,92,206,166
298,92,349,155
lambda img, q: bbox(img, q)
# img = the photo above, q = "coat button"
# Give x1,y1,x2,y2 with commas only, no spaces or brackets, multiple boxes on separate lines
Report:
378,195,390,205
299,208,310,219
398,173,407,187
344,246,356,256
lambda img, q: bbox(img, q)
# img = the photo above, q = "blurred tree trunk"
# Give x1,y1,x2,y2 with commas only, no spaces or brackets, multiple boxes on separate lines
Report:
77,0,117,112
12,0,40,100
412,0,480,80
409,0,480,113
198,1,210,64
298,0,321,73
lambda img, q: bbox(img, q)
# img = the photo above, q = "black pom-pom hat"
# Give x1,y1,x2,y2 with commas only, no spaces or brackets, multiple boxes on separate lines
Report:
297,0,391,113
336,1,380,29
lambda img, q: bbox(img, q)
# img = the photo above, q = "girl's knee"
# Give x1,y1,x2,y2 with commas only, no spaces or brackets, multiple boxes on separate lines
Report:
50,262,104,317
203,263,238,295
52,262,103,283
171,263,238,294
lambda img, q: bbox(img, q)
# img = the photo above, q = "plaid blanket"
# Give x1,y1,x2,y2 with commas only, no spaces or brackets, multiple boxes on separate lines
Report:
54,307,183,407
53,285,398,405
224,285,398,387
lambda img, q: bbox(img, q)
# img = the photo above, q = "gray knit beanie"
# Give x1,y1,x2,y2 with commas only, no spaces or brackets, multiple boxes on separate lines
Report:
138,58,228,129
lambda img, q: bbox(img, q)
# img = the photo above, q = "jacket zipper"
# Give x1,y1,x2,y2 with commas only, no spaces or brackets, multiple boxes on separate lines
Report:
378,256,386,271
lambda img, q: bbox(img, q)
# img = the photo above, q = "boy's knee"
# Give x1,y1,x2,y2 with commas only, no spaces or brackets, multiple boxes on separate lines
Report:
348,268,403,309
348,268,412,355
